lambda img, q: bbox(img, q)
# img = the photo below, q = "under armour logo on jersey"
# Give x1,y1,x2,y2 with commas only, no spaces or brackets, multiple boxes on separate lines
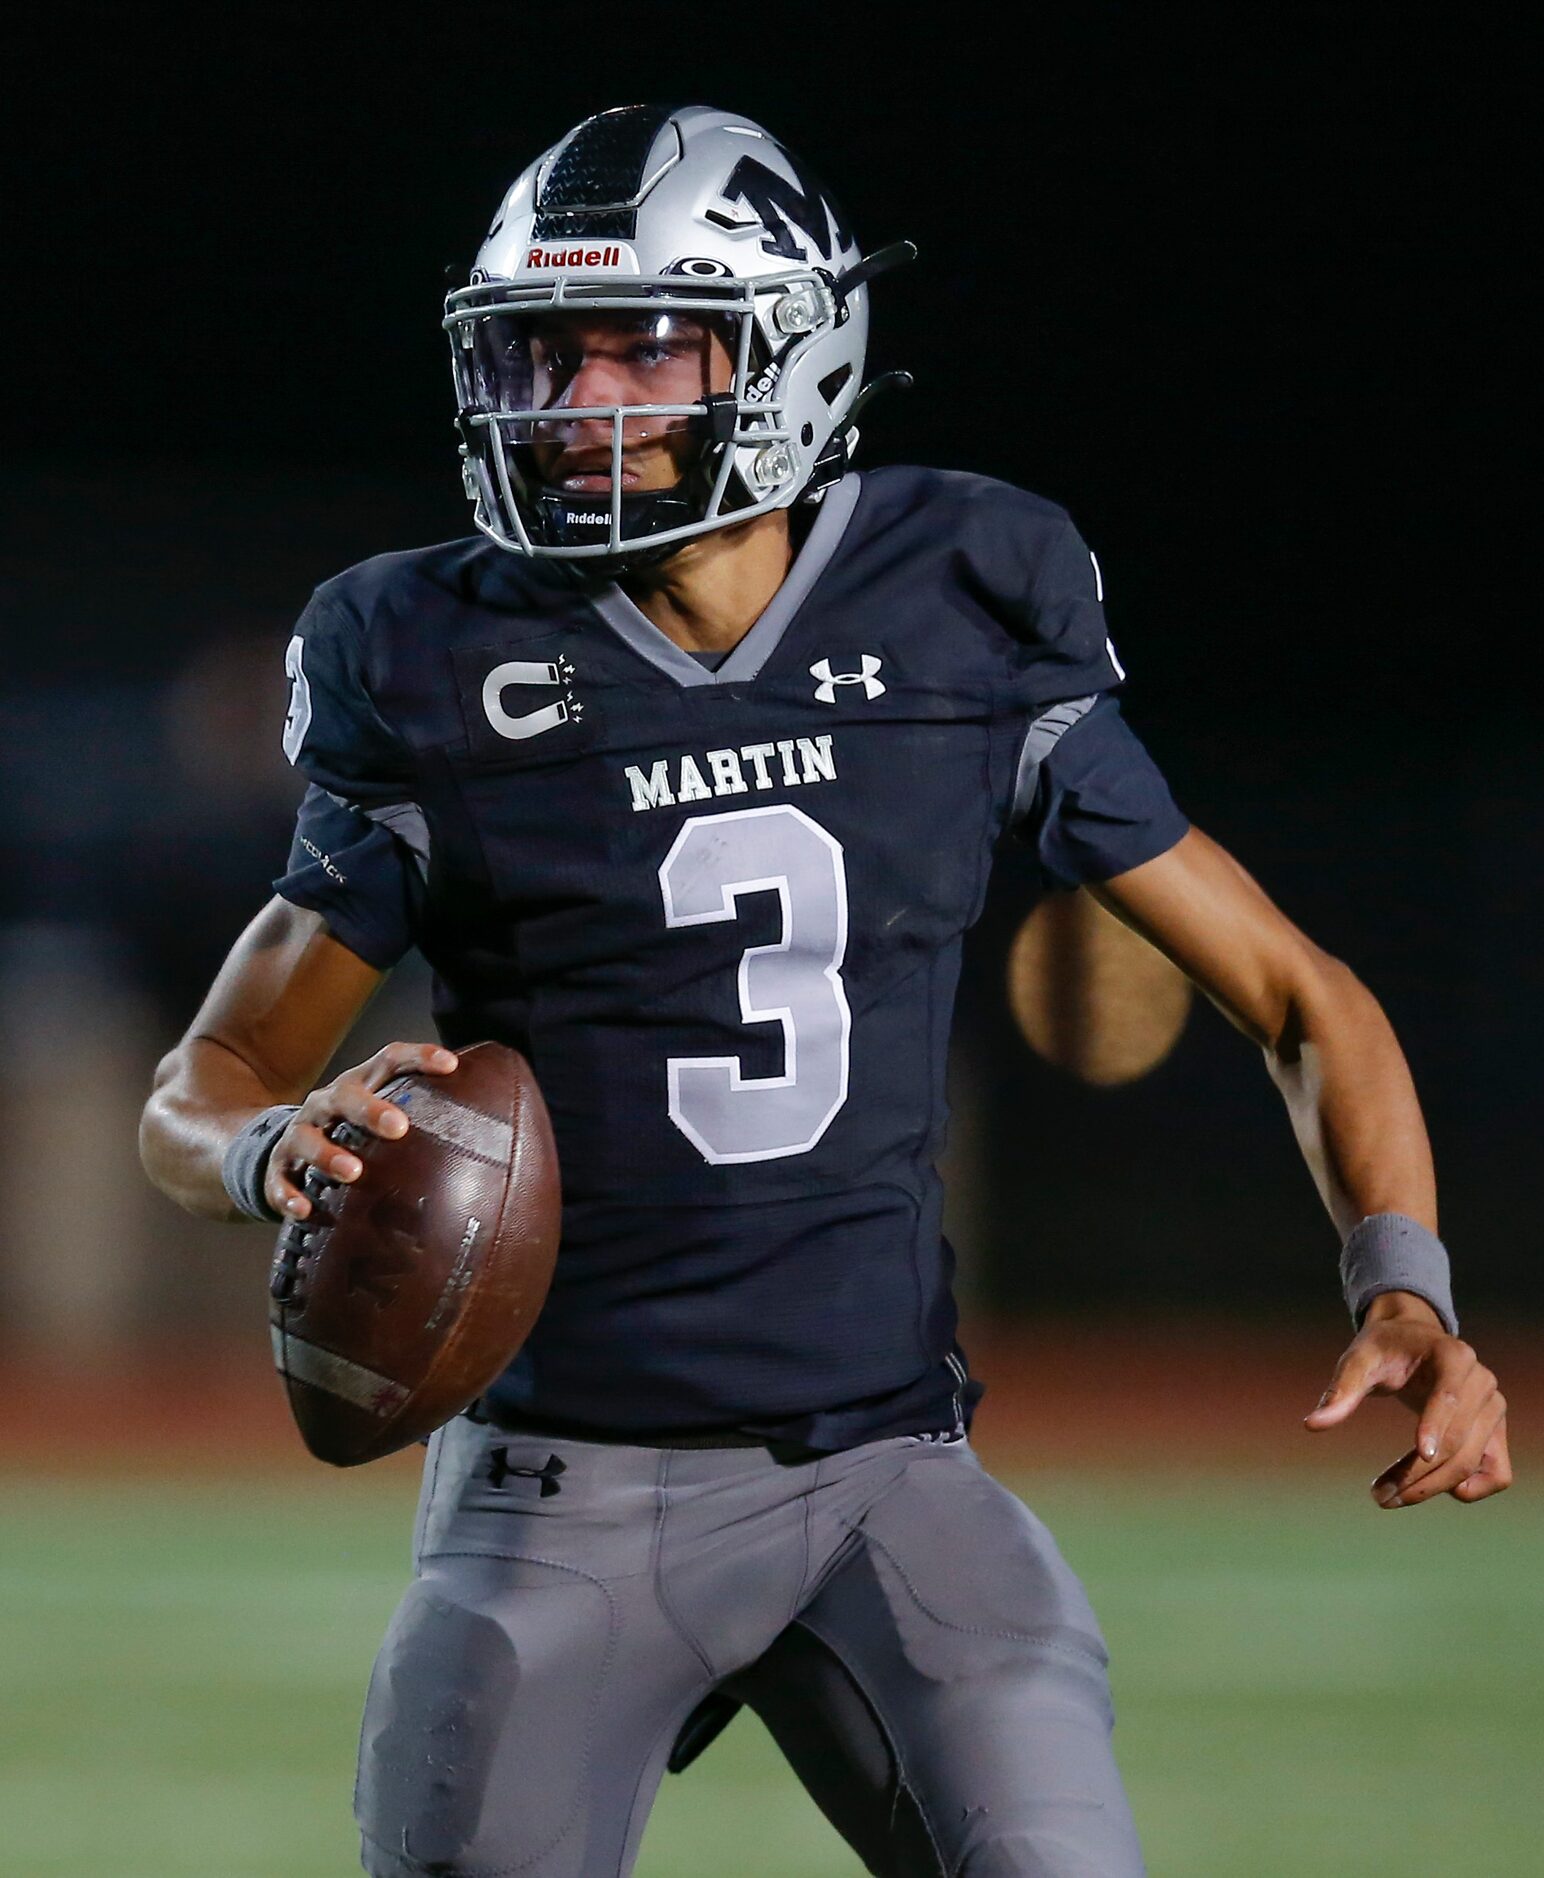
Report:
810,656,885,703
488,1448,567,1497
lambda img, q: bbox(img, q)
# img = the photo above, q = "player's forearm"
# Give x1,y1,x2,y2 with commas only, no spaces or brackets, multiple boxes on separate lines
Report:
1090,833,1438,1241
1264,953,1436,1241
139,1036,293,1221
140,900,388,1221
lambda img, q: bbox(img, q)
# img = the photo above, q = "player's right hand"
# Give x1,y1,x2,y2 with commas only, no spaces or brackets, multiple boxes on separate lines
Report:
265,1041,459,1220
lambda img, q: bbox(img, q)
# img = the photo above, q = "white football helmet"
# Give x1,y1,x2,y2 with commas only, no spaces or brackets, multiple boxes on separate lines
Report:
443,104,913,569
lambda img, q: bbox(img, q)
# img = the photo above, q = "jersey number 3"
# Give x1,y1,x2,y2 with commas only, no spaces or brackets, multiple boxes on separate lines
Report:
282,635,312,766
658,805,851,1165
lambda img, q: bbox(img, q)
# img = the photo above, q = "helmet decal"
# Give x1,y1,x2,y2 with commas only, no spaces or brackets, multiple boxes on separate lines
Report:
717,154,853,263
665,256,735,279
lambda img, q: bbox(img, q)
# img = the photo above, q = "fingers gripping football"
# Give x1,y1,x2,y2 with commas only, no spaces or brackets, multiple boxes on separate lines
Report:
265,1041,458,1220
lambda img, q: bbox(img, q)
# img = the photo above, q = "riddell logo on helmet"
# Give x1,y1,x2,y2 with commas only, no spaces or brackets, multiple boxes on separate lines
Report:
524,242,639,272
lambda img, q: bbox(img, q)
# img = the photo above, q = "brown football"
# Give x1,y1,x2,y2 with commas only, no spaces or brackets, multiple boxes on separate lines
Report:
267,1041,560,1466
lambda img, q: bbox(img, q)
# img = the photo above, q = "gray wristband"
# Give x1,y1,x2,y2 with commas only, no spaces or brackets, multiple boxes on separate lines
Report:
1340,1212,1458,1337
221,1105,299,1223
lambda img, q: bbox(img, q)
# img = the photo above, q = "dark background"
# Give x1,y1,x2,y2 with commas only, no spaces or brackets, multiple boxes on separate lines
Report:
1,4,1533,1326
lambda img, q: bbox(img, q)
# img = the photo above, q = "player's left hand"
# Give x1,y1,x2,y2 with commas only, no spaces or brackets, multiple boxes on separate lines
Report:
1303,1292,1511,1508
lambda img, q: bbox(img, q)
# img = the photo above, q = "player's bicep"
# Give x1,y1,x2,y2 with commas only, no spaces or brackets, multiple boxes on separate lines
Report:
1089,827,1337,1048
186,896,387,1101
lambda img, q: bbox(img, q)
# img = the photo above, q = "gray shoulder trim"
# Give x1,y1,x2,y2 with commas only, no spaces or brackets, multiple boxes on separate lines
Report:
365,802,431,880
326,791,431,881
585,473,864,688
1010,695,1101,825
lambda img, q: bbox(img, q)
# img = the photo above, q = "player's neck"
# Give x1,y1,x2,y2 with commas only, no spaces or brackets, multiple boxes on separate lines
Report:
618,509,794,655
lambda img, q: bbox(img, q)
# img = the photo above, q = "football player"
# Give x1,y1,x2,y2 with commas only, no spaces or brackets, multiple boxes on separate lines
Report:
141,105,1510,1877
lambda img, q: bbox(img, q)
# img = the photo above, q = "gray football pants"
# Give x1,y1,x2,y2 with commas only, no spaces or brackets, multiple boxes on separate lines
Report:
356,1415,1145,1878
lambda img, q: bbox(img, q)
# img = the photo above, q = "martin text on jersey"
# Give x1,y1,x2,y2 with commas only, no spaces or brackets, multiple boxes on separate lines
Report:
624,734,837,814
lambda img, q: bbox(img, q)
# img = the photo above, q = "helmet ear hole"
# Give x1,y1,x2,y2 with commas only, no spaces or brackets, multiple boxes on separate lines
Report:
817,364,853,407
801,422,815,446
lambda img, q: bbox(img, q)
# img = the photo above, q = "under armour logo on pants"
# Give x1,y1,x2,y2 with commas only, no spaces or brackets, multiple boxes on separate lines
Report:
488,1449,567,1497
810,655,885,703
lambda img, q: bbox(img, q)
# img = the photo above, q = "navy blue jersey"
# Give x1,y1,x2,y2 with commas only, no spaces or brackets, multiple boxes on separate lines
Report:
275,466,1188,1448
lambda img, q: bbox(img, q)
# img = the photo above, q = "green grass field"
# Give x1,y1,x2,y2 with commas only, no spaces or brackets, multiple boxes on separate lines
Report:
3,1469,1539,1876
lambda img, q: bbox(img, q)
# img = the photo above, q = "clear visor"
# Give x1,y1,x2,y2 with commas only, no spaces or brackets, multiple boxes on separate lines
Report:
466,307,734,434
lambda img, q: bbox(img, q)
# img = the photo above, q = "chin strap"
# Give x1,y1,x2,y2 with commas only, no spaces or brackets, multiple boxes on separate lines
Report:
529,484,698,571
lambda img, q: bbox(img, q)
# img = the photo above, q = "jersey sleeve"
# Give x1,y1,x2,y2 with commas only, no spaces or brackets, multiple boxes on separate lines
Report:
1011,695,1189,889
274,590,424,968
273,786,424,970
